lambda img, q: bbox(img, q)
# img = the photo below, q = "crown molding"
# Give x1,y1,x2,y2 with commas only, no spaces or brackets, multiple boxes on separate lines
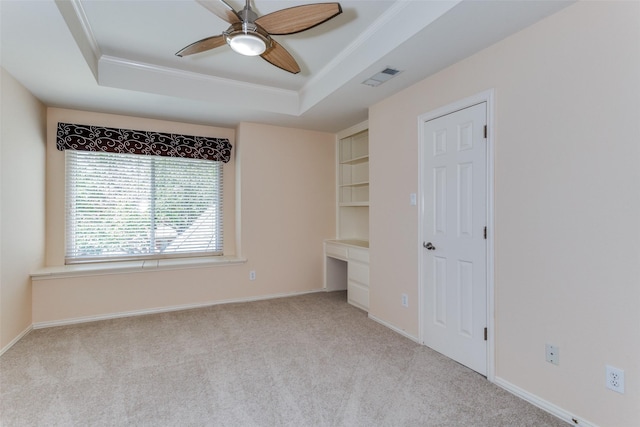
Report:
55,0,101,79
98,55,299,115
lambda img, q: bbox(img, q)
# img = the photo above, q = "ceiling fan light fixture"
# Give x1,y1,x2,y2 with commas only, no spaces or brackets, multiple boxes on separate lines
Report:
225,22,270,57
229,33,266,56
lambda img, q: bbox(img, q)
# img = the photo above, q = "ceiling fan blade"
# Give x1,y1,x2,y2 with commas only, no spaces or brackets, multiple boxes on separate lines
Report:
176,34,227,57
255,3,342,35
261,40,301,74
196,0,241,24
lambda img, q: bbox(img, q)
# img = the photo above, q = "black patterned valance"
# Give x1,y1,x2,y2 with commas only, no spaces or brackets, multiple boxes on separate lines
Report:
56,122,232,163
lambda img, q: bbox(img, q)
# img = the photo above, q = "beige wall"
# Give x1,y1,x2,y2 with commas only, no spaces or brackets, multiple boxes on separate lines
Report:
33,110,335,323
368,2,639,426
0,68,46,351
236,122,336,292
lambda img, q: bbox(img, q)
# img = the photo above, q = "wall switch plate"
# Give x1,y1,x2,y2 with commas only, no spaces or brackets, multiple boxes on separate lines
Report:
545,343,559,365
410,193,417,206
606,365,625,393
401,293,409,308
249,270,256,281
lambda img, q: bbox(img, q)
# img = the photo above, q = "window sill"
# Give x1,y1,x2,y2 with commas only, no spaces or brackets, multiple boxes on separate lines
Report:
31,256,247,281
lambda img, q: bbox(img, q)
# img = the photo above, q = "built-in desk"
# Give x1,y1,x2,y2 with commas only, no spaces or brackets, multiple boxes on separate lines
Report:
323,239,369,311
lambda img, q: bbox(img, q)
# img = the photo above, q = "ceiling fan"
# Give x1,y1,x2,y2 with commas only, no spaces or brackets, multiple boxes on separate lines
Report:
176,0,343,74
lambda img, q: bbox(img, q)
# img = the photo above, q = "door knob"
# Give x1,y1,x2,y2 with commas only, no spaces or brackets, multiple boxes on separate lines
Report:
423,242,435,250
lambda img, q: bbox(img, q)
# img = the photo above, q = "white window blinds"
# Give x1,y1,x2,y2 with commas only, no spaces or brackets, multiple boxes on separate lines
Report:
65,150,223,263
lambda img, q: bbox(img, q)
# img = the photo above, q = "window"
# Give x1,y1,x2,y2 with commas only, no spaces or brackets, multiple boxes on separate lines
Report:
65,150,223,264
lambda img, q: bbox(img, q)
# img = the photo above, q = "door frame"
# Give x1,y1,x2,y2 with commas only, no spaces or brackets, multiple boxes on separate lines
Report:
417,89,495,381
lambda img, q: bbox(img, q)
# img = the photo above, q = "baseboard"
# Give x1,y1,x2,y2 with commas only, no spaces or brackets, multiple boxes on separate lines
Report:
368,313,420,343
0,324,33,357
365,316,593,426
33,289,324,329
494,376,597,427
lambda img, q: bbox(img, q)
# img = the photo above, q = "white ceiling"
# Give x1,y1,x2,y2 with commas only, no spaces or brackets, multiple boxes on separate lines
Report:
0,0,572,133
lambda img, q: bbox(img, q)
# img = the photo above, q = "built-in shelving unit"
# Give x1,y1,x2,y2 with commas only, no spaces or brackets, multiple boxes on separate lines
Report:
324,121,370,311
337,124,369,241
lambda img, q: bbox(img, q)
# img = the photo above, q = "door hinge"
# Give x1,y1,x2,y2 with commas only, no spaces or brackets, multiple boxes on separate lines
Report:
484,327,488,341
484,125,487,139
484,226,487,239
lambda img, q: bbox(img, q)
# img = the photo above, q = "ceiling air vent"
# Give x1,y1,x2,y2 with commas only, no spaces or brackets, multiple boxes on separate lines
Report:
362,67,402,87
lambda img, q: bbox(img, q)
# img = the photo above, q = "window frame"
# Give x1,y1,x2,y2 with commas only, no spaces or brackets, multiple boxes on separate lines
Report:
64,150,225,265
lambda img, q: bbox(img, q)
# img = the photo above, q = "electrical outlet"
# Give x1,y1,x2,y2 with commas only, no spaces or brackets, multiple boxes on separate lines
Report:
545,344,559,365
249,270,256,281
401,294,408,308
606,365,625,393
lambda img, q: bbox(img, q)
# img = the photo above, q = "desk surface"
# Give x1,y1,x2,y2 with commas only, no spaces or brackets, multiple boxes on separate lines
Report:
325,239,369,249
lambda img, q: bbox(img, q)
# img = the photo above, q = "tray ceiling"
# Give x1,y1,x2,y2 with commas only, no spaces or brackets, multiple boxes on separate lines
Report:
0,0,572,132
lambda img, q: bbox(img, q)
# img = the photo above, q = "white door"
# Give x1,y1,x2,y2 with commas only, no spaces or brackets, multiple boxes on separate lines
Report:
421,102,487,375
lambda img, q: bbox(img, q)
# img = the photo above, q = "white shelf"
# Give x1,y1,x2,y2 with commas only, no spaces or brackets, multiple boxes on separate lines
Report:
339,202,369,207
340,181,369,188
340,155,369,165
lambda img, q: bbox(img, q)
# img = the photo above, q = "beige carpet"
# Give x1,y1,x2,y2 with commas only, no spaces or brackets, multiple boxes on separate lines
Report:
0,291,565,426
